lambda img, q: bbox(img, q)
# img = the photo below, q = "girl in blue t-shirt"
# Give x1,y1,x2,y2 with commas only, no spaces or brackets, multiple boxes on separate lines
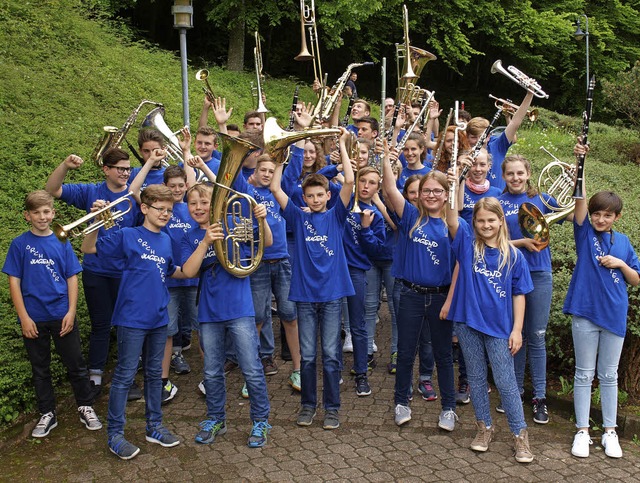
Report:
498,154,560,424
566,144,640,459
446,193,534,463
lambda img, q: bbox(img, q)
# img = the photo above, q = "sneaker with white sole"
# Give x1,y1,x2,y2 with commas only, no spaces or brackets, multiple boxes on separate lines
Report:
146,425,180,447
31,412,57,438
162,380,178,405
288,370,301,392
601,430,623,458
297,406,316,426
198,380,206,396
571,430,592,458
394,404,411,426
241,382,249,399
438,409,458,432
514,429,534,463
170,352,191,375
108,434,140,460
343,333,353,353
470,421,494,452
78,406,102,431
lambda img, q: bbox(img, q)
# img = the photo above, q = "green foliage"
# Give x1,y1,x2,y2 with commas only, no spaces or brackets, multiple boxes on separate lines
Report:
557,375,574,397
602,60,640,128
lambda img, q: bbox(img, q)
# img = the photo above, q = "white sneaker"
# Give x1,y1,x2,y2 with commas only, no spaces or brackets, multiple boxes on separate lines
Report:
372,341,378,353
394,404,411,426
602,430,623,458
198,380,206,396
343,333,353,353
571,430,592,458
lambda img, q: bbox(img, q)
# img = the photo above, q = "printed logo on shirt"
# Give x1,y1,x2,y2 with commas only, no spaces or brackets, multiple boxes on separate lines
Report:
138,238,167,282
473,260,506,298
463,191,474,210
411,225,440,265
347,213,361,246
499,199,519,218
303,220,334,256
592,236,621,284
25,244,61,282
168,216,192,231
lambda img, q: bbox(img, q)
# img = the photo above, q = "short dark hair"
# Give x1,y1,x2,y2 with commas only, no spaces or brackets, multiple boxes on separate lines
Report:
588,191,623,215
141,184,173,206
24,190,54,211
244,111,262,125
138,128,165,148
302,173,329,192
238,129,264,149
227,123,240,133
356,116,379,133
102,147,129,166
163,165,187,184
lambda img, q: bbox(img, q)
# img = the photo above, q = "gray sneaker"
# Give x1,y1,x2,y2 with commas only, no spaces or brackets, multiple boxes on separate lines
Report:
32,412,57,438
394,404,411,426
323,410,340,430
438,409,458,431
296,406,316,426
78,406,102,431
109,434,140,460
170,352,191,375
146,425,180,447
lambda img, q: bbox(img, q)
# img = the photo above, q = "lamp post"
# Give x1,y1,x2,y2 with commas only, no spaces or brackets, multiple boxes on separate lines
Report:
573,14,590,93
172,1,194,127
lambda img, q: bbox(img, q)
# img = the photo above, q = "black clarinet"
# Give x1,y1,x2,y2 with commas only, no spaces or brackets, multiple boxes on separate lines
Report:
341,95,355,127
387,101,401,143
287,86,300,131
458,108,502,183
572,76,595,199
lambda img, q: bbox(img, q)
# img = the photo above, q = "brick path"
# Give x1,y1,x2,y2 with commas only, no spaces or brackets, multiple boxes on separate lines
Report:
2,307,640,481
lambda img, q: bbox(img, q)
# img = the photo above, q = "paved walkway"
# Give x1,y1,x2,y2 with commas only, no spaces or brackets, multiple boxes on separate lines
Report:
2,307,640,482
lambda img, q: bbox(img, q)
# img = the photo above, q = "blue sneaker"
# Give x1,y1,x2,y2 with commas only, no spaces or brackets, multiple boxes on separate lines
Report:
195,419,227,444
108,434,140,460
247,420,272,448
145,425,180,447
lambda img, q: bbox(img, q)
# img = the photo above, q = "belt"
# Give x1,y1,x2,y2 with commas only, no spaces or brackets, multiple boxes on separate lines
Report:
263,258,286,264
400,279,450,295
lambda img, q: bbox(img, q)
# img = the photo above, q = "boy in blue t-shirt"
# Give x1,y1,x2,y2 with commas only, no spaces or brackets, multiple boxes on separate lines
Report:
2,191,102,439
271,127,356,430
81,185,183,460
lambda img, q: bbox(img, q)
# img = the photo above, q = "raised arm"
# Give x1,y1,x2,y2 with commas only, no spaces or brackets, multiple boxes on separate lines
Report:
338,128,355,208
381,143,405,217
270,162,289,210
504,91,534,143
445,168,460,239
46,155,84,198
129,148,167,204
572,142,589,225
212,97,233,135
198,96,213,129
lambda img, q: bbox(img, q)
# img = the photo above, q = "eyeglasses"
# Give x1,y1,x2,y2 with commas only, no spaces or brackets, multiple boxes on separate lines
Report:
148,205,173,215
106,166,132,174
420,188,445,196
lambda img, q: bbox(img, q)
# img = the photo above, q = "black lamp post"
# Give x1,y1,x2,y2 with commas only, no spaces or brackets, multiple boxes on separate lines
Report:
172,1,194,127
573,15,590,93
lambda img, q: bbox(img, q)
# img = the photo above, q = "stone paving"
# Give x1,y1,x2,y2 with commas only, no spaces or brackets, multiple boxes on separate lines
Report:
2,307,640,482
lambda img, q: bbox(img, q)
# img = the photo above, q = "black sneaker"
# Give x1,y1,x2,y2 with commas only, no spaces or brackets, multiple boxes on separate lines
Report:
127,381,143,401
170,352,191,375
261,356,278,376
355,374,372,397
31,412,57,438
532,398,549,424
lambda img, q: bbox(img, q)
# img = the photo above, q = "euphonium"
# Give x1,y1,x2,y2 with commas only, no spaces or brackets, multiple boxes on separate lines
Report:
141,106,185,167
344,132,363,214
253,31,269,114
210,133,265,278
52,192,134,242
491,60,549,99
262,117,340,165
92,100,162,167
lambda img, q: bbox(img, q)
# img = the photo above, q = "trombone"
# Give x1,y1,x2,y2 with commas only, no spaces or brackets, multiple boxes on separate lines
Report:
253,31,269,113
52,192,134,242
294,0,328,111
491,60,549,99
488,94,538,122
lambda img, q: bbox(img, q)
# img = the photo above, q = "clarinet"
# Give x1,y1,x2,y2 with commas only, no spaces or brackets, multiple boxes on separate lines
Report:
287,86,300,131
341,95,355,127
572,76,595,199
387,101,401,143
457,107,501,183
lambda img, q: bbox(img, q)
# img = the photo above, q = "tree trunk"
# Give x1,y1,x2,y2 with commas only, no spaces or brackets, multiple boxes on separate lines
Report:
620,333,640,399
226,1,245,72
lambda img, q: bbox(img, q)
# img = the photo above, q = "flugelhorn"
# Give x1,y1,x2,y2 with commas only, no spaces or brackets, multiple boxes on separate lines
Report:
491,60,549,99
195,69,215,103
52,192,134,242
263,117,340,165
488,94,538,122
253,31,269,114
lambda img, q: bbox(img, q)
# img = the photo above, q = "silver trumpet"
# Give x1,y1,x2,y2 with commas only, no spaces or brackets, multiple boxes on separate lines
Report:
491,60,549,99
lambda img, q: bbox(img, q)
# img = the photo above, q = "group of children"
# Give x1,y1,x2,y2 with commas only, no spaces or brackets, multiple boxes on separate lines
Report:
4,87,639,464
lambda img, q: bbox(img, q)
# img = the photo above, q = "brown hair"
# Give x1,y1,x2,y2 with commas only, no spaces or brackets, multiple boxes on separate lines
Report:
403,133,428,161
356,116,379,134
409,170,448,237
302,139,326,177
196,126,216,138
238,129,264,149
102,147,130,166
163,165,187,184
243,111,262,125
186,182,213,201
588,191,623,215
141,184,173,206
302,173,329,192
472,197,515,272
24,190,54,211
138,128,165,148
402,174,422,198
256,154,276,167
466,117,490,137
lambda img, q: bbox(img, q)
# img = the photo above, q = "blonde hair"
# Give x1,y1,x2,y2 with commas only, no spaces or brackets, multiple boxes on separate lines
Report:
409,170,448,237
472,197,516,273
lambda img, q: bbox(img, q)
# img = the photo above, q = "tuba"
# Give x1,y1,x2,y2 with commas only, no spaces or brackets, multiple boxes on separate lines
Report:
210,133,265,278
92,100,163,167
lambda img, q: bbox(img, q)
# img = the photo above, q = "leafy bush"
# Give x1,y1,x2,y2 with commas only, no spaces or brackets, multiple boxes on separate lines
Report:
602,61,640,128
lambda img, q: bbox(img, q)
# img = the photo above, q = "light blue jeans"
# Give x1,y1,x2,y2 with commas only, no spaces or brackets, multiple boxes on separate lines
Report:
572,316,624,429
514,271,552,399
364,260,395,354
455,322,526,435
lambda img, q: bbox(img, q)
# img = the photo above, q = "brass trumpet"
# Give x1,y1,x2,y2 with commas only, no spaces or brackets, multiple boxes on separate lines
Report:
491,60,549,99
262,117,340,165
488,94,538,122
195,69,215,103
52,192,134,242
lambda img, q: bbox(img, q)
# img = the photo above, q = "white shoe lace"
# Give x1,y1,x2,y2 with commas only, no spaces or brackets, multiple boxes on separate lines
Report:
37,412,54,428
79,406,98,423
442,409,459,422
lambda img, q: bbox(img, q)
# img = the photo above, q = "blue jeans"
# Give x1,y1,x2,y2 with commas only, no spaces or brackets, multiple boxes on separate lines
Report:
200,318,270,421
394,287,454,409
168,286,198,346
346,266,368,374
364,260,395,355
82,270,120,373
107,325,167,438
572,316,624,429
456,322,526,435
515,270,552,399
297,300,342,411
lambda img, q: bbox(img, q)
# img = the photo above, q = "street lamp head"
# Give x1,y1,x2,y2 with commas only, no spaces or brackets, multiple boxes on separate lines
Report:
172,0,193,29
573,17,587,41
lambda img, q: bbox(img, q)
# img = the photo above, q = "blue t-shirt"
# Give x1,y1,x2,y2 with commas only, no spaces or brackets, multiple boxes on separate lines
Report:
449,219,534,339
396,165,432,191
396,200,455,286
342,199,386,270
283,199,355,302
60,182,140,276
96,226,176,329
2,232,82,323
487,132,511,190
563,218,640,338
181,226,255,323
129,167,166,190
498,191,558,272
164,202,198,288
460,186,502,225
